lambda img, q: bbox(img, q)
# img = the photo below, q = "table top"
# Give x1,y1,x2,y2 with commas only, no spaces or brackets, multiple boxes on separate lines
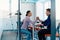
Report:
28,26,47,30
28,24,47,30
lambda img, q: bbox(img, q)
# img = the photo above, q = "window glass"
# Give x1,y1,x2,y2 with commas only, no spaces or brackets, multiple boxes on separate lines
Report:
0,0,18,30
36,2,44,21
36,1,51,21
56,0,60,40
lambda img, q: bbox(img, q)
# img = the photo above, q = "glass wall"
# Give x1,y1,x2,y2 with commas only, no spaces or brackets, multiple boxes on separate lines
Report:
0,0,60,40
36,0,60,40
0,0,10,39
20,1,36,21
20,0,36,40
36,1,51,21
56,0,60,40
0,0,18,40
0,0,18,30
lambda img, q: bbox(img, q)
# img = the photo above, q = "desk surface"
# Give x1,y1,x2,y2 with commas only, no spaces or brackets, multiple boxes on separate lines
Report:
28,26,47,30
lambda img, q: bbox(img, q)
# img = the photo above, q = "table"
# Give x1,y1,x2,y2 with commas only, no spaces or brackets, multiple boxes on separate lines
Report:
28,24,47,40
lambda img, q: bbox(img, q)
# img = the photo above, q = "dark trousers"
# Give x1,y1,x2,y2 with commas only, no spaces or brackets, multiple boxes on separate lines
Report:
38,29,51,40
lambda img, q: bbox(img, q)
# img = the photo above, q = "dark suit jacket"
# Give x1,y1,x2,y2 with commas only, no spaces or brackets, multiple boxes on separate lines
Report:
42,15,51,31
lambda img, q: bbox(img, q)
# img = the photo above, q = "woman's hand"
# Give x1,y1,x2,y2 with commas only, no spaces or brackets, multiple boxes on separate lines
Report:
36,17,43,22
36,17,40,20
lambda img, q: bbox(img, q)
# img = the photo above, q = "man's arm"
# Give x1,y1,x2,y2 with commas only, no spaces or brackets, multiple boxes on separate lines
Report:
42,16,51,26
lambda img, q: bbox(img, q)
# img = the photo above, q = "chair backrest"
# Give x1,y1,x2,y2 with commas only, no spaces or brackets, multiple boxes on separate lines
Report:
56,23,60,33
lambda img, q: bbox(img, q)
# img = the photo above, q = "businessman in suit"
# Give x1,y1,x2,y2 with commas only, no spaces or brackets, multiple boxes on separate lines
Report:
38,8,51,40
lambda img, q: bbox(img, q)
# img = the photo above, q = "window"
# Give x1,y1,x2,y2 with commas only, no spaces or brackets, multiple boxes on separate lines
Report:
36,2,44,21
36,1,51,21
0,0,18,29
55,0,60,35
44,1,51,20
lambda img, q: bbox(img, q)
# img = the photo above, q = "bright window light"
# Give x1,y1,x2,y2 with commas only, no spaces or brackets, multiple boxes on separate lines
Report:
56,0,60,20
0,0,18,18
36,2,44,21
36,1,51,21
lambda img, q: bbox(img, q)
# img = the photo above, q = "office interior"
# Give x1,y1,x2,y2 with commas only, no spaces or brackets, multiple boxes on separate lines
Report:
0,0,60,40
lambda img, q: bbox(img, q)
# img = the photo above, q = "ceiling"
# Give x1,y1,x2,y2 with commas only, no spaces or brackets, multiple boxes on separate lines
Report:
21,0,50,3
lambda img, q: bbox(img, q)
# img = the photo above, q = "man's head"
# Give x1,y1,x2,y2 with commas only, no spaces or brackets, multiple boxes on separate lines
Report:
46,8,51,16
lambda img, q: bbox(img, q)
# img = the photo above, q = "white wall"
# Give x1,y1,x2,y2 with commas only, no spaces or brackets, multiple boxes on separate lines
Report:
20,2,36,21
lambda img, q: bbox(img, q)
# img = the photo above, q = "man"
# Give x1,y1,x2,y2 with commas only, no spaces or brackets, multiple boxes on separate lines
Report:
38,8,51,40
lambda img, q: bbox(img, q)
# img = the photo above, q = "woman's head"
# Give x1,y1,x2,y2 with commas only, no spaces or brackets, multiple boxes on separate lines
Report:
26,10,32,17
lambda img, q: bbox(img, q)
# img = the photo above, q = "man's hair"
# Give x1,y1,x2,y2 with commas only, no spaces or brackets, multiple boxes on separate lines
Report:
26,10,31,16
46,8,51,12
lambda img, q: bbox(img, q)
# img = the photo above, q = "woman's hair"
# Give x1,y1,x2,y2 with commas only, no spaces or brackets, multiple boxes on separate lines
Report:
26,10,31,16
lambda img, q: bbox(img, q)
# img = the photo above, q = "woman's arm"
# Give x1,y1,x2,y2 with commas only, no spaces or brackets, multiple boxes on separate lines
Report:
27,17,36,25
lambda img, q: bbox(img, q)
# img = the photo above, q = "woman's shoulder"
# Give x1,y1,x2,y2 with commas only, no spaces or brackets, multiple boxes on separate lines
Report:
25,16,30,20
26,16,30,18
23,16,29,21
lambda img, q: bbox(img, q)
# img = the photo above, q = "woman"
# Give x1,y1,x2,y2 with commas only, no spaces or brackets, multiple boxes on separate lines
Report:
21,10,36,40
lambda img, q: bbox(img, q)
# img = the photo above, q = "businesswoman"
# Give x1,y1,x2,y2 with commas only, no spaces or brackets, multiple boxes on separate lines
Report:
21,10,36,40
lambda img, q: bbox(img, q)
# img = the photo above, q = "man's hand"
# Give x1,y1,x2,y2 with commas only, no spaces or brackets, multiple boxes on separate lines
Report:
37,24,44,26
